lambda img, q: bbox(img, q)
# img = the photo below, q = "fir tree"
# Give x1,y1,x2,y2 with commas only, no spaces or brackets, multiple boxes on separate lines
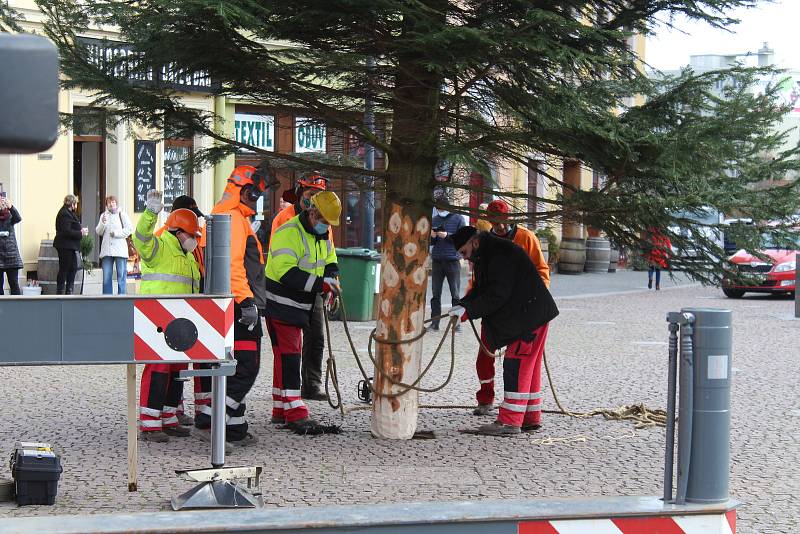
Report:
34,0,800,436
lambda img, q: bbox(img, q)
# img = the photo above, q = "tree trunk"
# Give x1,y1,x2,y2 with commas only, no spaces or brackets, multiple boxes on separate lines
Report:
371,0,446,439
562,160,584,239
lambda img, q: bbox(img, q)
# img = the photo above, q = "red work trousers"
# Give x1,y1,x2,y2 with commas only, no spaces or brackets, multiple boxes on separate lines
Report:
489,323,548,428
139,362,188,431
266,318,309,424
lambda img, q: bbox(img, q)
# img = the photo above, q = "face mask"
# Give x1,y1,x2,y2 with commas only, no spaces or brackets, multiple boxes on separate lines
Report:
109,207,118,214
434,208,449,217
181,237,198,253
313,222,329,235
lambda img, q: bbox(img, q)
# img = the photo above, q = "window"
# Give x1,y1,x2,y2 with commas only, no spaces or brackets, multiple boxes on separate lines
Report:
163,139,193,211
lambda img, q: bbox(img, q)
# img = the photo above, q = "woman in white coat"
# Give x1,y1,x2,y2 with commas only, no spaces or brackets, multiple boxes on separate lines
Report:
96,195,133,294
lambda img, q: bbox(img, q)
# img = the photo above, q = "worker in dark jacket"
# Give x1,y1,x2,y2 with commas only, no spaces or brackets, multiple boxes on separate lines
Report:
450,227,559,435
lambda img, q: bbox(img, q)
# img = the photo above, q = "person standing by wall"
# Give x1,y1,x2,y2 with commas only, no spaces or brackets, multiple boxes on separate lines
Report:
54,195,88,295
428,192,465,332
95,195,133,295
0,195,23,295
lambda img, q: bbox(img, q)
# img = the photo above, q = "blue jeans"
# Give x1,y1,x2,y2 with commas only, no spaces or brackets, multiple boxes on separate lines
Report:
101,256,127,295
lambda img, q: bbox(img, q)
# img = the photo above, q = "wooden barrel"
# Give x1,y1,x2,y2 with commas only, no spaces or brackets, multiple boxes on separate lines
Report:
585,237,611,273
558,238,586,274
608,248,620,273
37,240,82,295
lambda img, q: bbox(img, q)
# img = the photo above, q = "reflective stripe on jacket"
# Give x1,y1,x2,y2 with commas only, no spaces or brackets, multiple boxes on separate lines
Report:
265,214,338,327
133,210,200,295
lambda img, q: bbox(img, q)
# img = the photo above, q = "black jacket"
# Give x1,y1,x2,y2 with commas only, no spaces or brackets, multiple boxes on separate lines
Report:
461,232,558,349
0,207,22,270
53,206,82,251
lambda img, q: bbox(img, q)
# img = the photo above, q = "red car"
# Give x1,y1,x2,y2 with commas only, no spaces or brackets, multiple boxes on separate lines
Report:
722,248,798,298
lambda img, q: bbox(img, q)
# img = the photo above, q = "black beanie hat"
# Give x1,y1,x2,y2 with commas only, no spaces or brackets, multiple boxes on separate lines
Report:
451,226,478,251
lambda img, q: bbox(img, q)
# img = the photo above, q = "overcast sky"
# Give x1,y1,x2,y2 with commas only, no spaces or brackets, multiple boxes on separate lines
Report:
646,1,799,72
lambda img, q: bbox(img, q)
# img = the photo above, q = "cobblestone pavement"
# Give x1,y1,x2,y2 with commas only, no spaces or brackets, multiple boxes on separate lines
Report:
0,274,796,533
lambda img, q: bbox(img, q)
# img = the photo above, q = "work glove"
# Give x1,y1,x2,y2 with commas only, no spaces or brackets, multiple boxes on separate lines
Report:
322,277,340,294
145,190,163,214
238,301,259,331
448,305,468,322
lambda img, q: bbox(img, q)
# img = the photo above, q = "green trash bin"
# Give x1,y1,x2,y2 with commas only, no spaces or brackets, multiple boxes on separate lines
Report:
334,248,381,321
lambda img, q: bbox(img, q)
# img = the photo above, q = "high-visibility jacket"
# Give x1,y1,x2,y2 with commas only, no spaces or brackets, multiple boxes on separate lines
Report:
133,210,200,294
211,182,266,307
265,212,338,327
271,203,334,242
506,225,550,288
155,223,206,277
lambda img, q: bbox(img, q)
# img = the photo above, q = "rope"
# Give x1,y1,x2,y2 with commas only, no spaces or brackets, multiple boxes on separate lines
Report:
323,291,667,429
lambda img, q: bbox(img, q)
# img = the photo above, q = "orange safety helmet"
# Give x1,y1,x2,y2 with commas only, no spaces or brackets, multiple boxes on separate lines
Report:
166,208,202,237
297,171,328,191
228,165,267,190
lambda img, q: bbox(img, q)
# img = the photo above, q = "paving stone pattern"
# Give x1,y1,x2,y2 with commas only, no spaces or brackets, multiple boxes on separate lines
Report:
0,280,796,533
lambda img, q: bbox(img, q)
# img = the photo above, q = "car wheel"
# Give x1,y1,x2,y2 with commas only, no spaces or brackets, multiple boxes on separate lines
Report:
722,288,745,298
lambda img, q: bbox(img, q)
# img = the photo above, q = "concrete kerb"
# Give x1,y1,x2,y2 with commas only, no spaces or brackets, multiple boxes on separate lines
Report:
0,497,739,534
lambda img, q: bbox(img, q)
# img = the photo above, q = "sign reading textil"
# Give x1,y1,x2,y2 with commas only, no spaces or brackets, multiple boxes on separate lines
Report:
295,117,326,152
235,114,275,152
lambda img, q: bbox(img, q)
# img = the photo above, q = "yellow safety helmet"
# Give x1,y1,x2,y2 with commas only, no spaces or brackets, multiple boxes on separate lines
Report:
311,190,341,226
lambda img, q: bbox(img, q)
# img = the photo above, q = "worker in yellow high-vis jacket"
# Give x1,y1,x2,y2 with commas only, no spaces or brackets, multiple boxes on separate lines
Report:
133,189,201,443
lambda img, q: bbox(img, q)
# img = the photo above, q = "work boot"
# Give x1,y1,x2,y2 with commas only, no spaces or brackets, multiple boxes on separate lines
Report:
521,422,542,432
195,428,234,453
271,416,285,424
472,404,494,416
177,413,194,426
474,421,521,436
656,282,661,291
647,279,652,289
286,417,342,435
140,431,169,443
301,387,327,401
454,323,462,333
163,425,192,438
427,324,440,333
229,432,259,448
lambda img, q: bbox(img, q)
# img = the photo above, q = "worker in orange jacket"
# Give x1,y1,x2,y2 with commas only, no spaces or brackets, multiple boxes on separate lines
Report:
194,165,267,448
472,199,550,431
270,171,331,400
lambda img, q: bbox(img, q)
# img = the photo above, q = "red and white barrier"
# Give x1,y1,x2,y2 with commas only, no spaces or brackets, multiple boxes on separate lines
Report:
133,297,234,362
519,509,736,534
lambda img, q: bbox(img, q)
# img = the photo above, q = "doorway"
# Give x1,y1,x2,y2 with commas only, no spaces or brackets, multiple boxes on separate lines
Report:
73,137,105,263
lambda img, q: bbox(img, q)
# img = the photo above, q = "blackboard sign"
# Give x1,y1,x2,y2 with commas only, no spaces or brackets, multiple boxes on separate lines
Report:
134,140,157,212
164,145,191,211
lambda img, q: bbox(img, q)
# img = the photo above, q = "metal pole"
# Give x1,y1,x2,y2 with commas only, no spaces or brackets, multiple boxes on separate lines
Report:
682,307,733,504
663,317,680,502
675,312,695,505
207,214,231,469
361,55,375,250
795,253,799,318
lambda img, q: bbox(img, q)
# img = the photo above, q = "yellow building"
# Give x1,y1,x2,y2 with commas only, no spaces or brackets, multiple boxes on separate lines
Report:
0,1,221,289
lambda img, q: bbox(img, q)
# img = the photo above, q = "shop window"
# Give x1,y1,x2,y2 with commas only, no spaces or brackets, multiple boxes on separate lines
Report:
163,139,193,211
